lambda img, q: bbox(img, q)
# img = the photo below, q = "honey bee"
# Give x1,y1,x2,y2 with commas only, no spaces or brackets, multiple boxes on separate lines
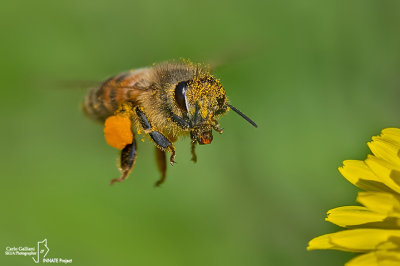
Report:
83,60,257,186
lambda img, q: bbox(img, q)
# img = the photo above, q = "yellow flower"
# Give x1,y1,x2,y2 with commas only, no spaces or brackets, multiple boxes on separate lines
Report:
308,128,400,266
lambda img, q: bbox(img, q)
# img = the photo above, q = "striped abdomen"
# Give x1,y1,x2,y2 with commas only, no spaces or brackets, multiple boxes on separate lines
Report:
83,69,149,122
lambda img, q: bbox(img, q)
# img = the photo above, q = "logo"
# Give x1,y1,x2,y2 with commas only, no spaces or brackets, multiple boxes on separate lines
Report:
32,239,50,263
5,239,72,264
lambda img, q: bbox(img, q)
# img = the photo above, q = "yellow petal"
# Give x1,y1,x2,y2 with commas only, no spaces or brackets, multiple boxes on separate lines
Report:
382,128,400,138
368,137,400,168
379,129,400,159
307,233,339,251
346,251,400,266
339,160,393,192
376,241,400,250
378,128,400,148
346,252,377,266
326,206,386,227
357,192,400,217
365,155,400,193
307,229,400,252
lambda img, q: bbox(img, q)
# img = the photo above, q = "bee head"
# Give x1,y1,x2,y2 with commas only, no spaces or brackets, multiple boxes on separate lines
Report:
173,74,228,144
171,72,257,145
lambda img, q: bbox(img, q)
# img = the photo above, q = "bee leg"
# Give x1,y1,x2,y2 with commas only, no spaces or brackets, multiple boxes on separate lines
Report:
191,141,197,163
154,147,167,187
135,106,176,165
110,138,137,185
148,131,176,165
211,119,223,134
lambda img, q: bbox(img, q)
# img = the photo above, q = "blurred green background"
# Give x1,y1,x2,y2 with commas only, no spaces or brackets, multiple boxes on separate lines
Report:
1,0,400,265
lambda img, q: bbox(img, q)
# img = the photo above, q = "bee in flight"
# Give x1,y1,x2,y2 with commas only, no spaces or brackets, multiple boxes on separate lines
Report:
83,60,257,186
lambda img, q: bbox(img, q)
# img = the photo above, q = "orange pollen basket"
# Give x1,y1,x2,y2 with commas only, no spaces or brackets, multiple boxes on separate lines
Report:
104,115,133,149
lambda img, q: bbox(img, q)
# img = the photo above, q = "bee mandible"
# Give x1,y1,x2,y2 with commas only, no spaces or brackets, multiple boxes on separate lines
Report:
83,61,257,186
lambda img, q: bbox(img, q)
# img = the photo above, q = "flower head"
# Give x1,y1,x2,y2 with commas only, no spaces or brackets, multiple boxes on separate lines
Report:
308,128,400,265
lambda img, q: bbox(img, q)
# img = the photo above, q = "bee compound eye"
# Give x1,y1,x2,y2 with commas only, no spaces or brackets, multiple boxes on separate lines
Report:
174,81,188,112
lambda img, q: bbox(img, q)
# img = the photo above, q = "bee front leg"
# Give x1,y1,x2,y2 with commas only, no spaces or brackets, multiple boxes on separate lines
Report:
110,137,137,185
191,141,197,163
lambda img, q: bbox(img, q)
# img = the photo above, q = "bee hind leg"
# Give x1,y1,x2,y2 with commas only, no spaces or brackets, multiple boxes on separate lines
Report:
154,147,167,187
110,138,137,185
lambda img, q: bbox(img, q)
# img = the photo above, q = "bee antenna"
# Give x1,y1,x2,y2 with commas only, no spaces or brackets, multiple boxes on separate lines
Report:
226,104,258,128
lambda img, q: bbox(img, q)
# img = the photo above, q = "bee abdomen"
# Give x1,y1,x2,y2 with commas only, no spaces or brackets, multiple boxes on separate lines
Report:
83,70,149,122
82,81,115,122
